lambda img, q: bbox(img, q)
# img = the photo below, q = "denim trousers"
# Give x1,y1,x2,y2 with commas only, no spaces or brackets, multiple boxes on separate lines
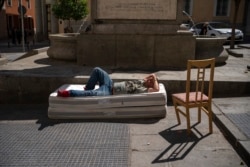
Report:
69,67,113,97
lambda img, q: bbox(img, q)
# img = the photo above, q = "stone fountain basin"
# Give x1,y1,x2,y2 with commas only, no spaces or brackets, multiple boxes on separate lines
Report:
47,33,79,60
47,33,229,68
195,36,228,63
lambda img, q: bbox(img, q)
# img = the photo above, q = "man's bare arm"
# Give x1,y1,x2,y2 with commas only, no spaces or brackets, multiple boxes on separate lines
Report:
145,74,159,92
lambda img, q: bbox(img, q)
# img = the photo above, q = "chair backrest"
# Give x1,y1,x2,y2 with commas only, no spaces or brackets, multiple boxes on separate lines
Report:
186,58,215,102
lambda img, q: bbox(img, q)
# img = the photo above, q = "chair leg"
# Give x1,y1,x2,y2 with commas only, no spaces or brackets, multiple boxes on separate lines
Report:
173,98,181,125
198,106,201,123
186,108,191,134
208,105,213,133
176,109,181,125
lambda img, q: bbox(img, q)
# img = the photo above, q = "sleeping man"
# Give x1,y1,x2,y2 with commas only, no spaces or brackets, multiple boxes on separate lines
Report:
57,67,159,97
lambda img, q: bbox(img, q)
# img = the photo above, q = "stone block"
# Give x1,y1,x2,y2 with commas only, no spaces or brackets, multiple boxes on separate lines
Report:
116,35,154,69
47,34,78,60
92,24,180,34
155,34,195,69
76,32,195,70
77,34,116,67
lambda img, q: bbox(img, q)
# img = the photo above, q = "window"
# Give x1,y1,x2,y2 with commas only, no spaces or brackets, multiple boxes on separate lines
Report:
215,0,231,16
184,0,193,15
7,0,12,6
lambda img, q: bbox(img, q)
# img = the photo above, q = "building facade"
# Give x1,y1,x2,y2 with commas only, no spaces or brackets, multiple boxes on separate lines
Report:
1,0,249,41
0,0,36,40
183,0,249,36
35,0,59,41
30,0,250,41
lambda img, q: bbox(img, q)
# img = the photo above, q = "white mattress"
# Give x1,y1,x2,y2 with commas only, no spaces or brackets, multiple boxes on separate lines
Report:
48,83,167,119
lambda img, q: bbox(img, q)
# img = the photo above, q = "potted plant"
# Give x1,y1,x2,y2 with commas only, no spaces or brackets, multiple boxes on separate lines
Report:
52,0,88,33
47,0,88,60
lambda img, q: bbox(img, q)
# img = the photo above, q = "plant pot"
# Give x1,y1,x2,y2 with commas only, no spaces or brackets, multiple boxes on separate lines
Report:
195,36,228,63
47,33,79,60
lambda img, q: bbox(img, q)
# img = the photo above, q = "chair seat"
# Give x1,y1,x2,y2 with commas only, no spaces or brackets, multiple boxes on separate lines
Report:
172,92,209,102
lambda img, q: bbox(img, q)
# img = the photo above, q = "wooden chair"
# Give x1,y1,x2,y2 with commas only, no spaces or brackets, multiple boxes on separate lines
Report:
172,58,215,134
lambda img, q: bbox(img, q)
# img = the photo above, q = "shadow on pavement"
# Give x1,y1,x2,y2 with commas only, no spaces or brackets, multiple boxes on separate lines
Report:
152,124,211,163
0,104,162,131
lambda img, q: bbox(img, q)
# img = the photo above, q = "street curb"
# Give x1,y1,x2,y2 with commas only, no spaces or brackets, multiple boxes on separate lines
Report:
238,44,250,49
212,103,250,166
226,48,244,57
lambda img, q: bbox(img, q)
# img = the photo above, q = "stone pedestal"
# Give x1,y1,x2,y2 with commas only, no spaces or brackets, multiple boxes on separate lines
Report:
76,0,194,69
47,33,79,60
77,31,195,70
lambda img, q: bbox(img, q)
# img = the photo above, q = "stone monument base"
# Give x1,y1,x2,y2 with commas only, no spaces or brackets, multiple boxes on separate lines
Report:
76,31,195,70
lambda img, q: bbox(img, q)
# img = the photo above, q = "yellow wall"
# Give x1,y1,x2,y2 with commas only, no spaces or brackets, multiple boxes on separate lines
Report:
229,0,245,23
190,0,245,24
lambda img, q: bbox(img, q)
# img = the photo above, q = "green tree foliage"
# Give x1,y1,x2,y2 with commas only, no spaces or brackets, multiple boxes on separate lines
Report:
52,0,88,21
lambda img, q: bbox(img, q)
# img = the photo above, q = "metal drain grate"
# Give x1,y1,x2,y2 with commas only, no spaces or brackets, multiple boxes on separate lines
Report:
227,113,250,138
0,122,129,167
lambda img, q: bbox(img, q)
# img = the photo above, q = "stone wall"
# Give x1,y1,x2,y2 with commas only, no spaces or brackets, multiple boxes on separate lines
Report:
77,31,195,70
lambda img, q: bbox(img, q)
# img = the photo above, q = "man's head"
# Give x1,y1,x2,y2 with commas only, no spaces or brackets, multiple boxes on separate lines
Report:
144,77,157,88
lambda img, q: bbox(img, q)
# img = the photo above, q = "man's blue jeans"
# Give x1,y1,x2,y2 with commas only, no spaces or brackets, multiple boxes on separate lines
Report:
69,67,113,97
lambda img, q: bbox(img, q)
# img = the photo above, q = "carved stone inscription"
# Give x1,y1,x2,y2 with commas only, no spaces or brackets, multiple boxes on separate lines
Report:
96,0,177,20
